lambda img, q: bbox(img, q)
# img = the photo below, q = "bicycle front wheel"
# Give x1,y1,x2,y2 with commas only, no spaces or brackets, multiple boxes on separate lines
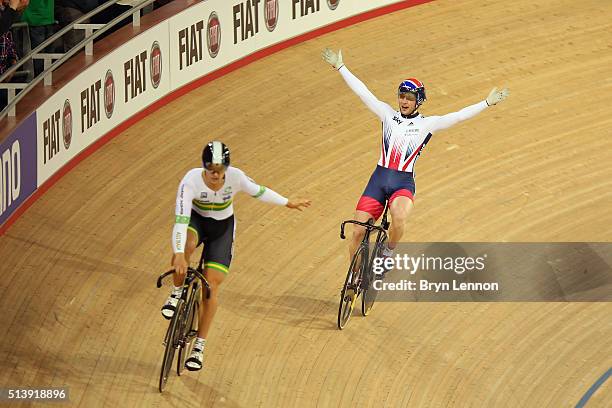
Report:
159,298,184,392
177,291,200,376
338,244,367,330
362,238,386,316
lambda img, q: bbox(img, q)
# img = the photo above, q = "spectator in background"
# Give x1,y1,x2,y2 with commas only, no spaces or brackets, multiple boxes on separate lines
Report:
0,3,19,110
1,0,29,34
21,0,55,76
55,0,96,52
0,21,18,76
0,33,17,81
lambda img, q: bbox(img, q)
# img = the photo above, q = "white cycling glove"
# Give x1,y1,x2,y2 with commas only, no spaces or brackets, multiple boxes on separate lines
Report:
486,87,510,106
322,48,344,70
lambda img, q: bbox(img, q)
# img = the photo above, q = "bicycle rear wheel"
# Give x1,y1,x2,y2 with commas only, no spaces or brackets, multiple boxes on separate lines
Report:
362,238,386,316
159,298,184,392
338,244,367,330
177,289,200,376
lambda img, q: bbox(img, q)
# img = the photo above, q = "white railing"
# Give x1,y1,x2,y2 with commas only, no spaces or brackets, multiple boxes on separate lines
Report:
0,0,156,119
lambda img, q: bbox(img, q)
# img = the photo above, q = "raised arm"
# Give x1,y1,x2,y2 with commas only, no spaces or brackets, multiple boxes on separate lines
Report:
238,169,311,210
322,48,393,121
428,87,509,133
427,101,489,133
238,170,289,206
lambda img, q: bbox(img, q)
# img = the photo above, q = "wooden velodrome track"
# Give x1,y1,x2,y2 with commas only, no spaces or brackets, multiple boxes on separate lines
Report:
1,0,611,406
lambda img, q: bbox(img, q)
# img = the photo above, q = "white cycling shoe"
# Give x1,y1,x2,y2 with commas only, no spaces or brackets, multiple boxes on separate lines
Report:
161,293,179,320
185,346,204,371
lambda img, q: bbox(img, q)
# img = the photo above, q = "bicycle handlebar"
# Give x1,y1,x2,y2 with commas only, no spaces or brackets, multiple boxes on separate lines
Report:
156,270,175,288
157,267,211,299
340,219,386,240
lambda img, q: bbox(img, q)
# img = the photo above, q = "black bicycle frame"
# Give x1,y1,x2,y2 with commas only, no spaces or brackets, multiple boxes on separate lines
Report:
340,203,390,284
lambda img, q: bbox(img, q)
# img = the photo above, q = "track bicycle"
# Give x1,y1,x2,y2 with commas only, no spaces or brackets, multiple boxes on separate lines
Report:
337,202,390,329
156,249,211,392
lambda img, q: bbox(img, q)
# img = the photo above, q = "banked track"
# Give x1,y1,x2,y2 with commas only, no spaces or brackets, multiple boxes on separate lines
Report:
0,0,611,406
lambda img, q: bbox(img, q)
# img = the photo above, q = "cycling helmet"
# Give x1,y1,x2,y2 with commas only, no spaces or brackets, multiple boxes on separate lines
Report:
398,78,426,107
202,141,230,168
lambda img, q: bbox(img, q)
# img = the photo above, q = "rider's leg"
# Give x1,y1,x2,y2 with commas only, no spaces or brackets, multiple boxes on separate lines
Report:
349,210,375,261
352,166,386,259
186,215,234,370
388,194,414,249
197,266,227,339
351,193,385,253
185,265,227,371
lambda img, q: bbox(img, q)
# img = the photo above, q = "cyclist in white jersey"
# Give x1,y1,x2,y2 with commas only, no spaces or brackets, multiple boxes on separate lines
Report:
322,48,509,267
162,141,310,371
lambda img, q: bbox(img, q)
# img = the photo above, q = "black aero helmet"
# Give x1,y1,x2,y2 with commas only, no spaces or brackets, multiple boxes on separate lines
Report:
202,141,230,168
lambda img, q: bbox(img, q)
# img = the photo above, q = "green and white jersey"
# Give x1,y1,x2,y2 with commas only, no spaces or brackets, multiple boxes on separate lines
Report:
172,166,288,253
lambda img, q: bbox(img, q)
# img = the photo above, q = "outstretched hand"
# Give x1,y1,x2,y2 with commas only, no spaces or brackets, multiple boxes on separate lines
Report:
322,48,344,70
486,87,510,106
286,198,311,211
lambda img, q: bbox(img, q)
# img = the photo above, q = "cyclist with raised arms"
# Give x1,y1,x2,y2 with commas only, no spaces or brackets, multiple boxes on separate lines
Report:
322,48,509,272
162,141,310,371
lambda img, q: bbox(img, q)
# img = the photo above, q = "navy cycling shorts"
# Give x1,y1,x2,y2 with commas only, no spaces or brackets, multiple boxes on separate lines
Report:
356,165,415,219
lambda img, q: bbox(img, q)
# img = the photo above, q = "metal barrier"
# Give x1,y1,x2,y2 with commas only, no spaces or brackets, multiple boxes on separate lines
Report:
0,0,157,119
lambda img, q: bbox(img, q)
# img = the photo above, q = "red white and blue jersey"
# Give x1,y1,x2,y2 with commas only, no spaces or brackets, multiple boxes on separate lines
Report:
338,66,489,173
